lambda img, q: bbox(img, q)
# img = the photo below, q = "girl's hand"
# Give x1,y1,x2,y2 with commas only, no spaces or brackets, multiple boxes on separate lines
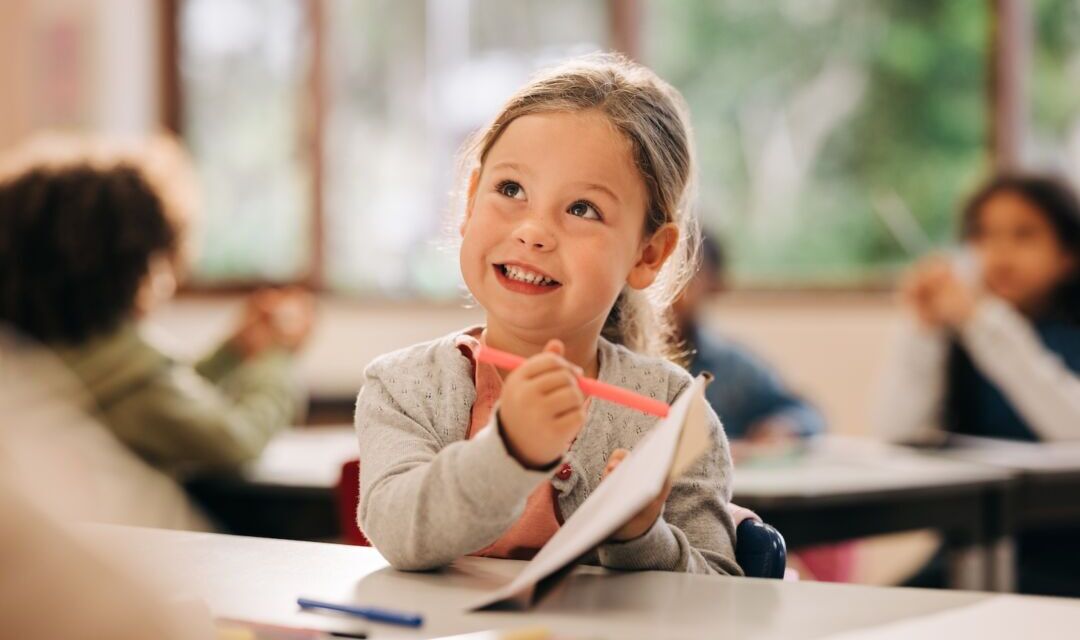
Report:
261,287,316,351
228,293,278,359
603,448,671,542
901,257,978,329
229,288,316,358
925,268,978,328
498,339,587,469
900,257,951,328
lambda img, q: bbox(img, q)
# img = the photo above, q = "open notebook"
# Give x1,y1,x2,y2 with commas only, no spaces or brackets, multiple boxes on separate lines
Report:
468,375,712,611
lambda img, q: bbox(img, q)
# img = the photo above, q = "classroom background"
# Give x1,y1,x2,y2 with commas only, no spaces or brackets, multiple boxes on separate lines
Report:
2,0,1080,637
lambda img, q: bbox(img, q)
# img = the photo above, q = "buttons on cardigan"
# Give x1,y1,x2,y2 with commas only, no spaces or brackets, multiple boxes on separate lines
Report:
556,463,573,481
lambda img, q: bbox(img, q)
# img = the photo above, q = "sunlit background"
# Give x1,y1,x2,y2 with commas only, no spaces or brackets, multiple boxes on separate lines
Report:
175,0,1080,291
7,1,1078,293
2,0,1080,593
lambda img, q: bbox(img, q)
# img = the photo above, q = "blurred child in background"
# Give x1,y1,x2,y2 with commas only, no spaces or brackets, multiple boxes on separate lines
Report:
877,173,1080,595
0,134,315,477
672,233,853,582
0,330,212,638
673,233,825,460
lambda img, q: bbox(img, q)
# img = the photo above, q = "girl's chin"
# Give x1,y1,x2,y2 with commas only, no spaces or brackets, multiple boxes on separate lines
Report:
489,309,561,333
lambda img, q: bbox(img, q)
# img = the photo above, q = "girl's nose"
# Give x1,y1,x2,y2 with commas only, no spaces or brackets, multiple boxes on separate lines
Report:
514,219,557,251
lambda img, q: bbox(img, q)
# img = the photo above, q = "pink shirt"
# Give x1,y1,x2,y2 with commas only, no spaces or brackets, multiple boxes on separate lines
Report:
455,332,562,561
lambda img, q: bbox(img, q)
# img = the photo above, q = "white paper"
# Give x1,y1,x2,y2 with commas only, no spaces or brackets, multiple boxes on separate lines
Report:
468,376,710,611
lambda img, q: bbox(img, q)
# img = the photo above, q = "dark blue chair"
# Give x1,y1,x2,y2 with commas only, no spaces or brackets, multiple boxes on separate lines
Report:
735,519,787,579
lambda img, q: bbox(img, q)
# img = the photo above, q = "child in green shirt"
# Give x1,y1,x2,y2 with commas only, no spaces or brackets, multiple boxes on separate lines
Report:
0,135,314,474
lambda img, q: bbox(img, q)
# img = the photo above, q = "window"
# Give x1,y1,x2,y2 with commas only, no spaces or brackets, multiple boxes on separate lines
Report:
168,0,1047,293
1031,0,1080,186
644,0,988,285
175,0,608,295
321,0,605,297
177,0,313,283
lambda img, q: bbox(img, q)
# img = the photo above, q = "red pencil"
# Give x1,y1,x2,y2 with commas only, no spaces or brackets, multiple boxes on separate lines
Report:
475,345,670,418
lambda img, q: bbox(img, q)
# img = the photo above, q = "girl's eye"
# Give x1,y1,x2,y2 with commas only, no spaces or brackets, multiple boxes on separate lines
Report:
568,200,602,221
497,181,526,200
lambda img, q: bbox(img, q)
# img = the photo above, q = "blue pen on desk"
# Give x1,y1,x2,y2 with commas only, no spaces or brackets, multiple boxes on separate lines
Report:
297,597,423,628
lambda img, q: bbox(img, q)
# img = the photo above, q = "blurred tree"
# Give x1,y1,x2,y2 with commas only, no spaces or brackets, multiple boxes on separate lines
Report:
1031,0,1080,185
644,0,989,286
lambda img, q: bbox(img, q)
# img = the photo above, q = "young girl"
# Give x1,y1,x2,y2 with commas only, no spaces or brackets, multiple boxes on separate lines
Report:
876,174,1080,596
355,54,741,575
877,174,1080,444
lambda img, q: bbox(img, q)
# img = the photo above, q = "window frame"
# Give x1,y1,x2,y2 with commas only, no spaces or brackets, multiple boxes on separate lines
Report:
161,0,1025,296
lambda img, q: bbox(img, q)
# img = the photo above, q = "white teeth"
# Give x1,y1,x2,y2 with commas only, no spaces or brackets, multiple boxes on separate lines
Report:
503,265,556,286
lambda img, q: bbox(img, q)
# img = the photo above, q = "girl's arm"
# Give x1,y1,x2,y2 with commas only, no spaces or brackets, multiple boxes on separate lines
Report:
959,297,1080,441
873,320,951,443
355,369,551,571
597,399,742,576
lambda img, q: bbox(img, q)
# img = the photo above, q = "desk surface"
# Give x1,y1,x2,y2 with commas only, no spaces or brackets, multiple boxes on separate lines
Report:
199,430,1014,557
91,526,1080,640
238,429,1016,497
930,435,1080,476
244,427,357,488
734,437,1013,506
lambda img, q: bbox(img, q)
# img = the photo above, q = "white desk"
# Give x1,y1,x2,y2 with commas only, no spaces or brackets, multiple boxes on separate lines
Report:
92,526,1080,640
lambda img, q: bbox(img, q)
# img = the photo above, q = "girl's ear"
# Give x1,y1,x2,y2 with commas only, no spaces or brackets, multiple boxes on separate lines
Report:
627,223,680,290
459,169,481,237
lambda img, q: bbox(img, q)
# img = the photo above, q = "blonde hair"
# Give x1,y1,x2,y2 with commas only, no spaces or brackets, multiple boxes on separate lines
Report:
457,53,700,360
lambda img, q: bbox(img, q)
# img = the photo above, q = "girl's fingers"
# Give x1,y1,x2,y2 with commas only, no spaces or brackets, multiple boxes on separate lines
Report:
531,368,580,395
657,479,673,502
547,387,586,417
603,449,630,479
551,408,587,435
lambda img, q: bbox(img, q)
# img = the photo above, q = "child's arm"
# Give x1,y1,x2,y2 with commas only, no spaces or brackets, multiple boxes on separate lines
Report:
958,297,1080,441
102,346,300,471
596,389,742,576
712,344,825,439
357,339,589,571
193,340,246,383
354,368,553,571
873,320,950,443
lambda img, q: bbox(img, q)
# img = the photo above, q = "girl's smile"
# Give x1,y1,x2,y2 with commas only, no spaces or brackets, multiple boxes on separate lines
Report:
493,261,563,295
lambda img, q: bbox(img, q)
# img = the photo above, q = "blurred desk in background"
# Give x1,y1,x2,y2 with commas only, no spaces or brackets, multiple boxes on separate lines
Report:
184,426,355,541
927,435,1080,533
930,437,1080,596
733,437,1016,592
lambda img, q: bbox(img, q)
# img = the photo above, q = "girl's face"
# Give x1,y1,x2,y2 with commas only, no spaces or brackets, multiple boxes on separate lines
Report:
971,191,1077,312
459,110,675,345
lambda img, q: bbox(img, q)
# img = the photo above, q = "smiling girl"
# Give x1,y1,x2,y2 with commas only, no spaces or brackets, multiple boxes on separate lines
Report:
354,54,740,574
